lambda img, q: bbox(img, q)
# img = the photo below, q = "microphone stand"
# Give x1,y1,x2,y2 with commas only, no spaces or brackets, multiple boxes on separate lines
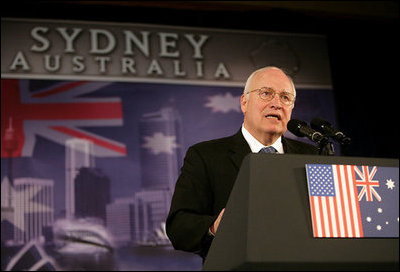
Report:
318,140,335,156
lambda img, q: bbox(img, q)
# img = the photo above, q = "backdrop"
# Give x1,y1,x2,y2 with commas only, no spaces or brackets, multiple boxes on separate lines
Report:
1,18,336,271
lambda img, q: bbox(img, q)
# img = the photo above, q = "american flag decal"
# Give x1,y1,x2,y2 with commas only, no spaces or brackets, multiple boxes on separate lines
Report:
306,164,399,238
1,79,126,158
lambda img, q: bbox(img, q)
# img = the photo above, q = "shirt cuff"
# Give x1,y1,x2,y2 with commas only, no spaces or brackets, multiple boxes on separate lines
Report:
208,227,215,237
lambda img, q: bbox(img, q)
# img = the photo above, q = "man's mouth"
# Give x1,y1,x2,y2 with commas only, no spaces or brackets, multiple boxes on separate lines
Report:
265,114,281,120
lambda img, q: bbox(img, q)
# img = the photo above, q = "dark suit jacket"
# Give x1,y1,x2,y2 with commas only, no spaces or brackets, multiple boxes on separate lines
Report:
166,129,318,259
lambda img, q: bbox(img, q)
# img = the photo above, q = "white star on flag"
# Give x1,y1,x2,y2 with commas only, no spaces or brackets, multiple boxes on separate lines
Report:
142,132,179,155
204,92,241,113
386,179,395,190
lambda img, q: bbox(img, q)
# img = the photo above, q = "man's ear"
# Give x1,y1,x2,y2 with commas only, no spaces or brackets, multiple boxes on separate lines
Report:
240,94,247,114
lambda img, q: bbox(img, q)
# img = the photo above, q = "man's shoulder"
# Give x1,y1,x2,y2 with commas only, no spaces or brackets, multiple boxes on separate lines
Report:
191,133,238,151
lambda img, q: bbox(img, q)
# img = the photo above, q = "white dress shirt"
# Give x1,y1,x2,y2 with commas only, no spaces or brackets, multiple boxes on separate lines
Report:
241,124,284,154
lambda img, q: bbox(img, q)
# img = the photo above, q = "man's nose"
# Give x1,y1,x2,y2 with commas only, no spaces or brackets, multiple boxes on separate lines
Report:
268,93,283,108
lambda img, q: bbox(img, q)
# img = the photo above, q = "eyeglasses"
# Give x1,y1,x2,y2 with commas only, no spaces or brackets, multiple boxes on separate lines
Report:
246,87,295,106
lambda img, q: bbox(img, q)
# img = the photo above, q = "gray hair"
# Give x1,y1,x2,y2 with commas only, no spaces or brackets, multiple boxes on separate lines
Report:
243,66,296,100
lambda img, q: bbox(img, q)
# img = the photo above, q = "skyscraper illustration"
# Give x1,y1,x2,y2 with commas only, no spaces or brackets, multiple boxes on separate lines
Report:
1,177,14,243
139,106,184,191
106,197,136,246
13,177,54,244
134,105,184,244
1,118,18,243
75,167,110,224
65,138,95,219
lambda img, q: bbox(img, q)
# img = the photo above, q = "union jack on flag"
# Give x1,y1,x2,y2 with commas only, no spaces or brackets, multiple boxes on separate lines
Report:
306,164,399,238
1,79,126,158
355,166,381,202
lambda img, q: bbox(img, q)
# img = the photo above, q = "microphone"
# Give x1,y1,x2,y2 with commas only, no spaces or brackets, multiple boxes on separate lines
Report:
311,117,351,145
287,119,328,145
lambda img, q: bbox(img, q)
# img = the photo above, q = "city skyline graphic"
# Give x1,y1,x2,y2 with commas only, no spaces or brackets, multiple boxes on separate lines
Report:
1,79,337,270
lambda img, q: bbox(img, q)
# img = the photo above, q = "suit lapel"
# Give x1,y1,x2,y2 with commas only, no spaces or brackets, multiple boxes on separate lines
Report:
282,136,304,154
228,130,251,170
282,136,293,153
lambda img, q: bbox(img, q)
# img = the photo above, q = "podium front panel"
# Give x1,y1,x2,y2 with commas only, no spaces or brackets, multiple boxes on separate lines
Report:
203,154,398,270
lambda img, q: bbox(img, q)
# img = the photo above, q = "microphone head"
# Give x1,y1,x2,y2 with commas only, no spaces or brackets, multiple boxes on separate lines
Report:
311,117,351,145
287,119,307,137
311,117,331,131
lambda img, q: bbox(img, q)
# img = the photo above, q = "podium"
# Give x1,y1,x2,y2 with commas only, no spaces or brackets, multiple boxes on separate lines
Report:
203,154,399,271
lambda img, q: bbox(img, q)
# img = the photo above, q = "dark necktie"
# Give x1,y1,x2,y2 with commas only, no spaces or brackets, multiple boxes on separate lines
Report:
258,146,278,154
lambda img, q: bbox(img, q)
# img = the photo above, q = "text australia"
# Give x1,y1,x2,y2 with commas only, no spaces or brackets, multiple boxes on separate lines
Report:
8,26,231,79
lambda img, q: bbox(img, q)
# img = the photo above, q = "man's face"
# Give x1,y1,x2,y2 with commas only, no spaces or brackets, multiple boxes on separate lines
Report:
241,69,295,142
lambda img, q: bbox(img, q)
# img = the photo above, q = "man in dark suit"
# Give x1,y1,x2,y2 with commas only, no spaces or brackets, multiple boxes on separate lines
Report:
166,66,318,260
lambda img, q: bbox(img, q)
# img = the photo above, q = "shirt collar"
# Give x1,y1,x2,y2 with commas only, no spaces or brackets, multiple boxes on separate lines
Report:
241,124,284,154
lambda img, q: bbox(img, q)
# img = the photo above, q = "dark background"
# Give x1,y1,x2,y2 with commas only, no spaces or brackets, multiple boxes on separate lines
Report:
3,1,399,159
